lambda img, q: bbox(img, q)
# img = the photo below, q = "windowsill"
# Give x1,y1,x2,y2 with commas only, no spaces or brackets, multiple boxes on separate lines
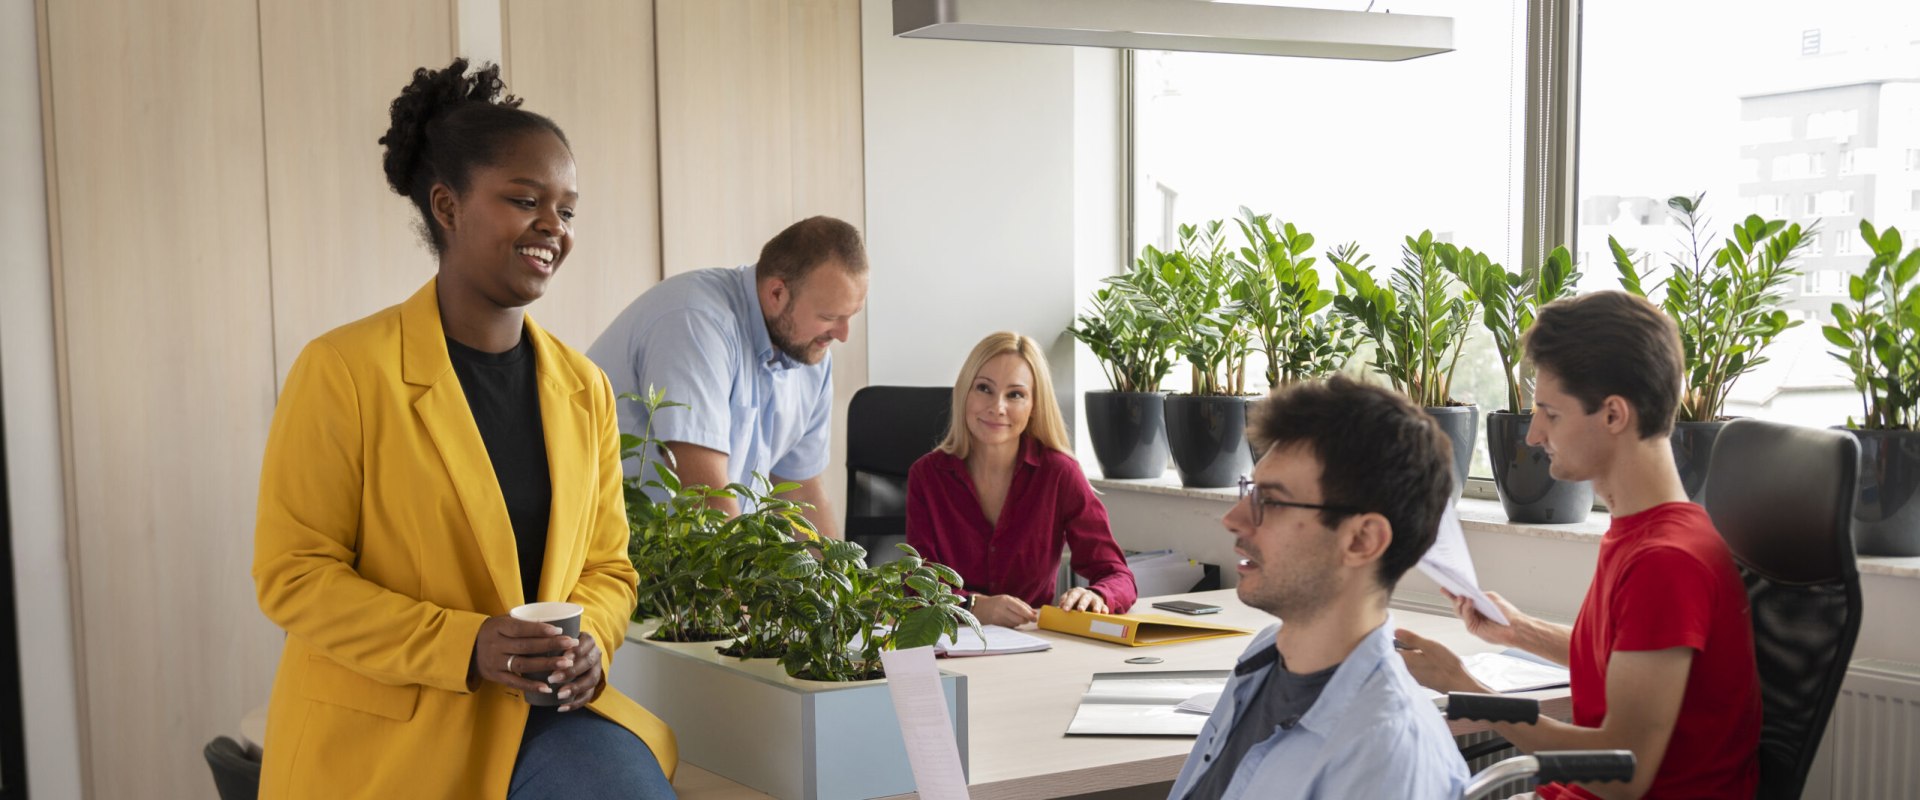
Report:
1088,471,1920,580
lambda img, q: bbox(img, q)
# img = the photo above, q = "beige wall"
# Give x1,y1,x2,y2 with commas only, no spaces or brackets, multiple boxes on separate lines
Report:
27,0,866,795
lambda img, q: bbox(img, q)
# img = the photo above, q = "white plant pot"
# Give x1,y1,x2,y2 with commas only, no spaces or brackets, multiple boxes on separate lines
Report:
611,620,970,800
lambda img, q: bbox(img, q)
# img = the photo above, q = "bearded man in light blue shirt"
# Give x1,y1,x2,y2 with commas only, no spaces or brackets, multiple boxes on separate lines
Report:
587,216,866,539
1167,376,1468,800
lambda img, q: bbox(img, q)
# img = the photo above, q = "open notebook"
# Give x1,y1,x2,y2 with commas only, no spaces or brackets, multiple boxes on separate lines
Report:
932,624,1052,657
1065,670,1233,736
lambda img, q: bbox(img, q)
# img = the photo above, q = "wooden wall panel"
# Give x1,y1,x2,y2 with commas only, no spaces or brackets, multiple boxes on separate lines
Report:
503,0,663,350
656,0,798,273
43,0,282,796
259,0,454,386
655,0,867,519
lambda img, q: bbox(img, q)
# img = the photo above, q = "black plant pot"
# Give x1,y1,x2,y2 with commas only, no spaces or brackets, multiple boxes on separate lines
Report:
1845,428,1920,557
1670,420,1728,503
1426,405,1479,496
1487,411,1593,524
1164,394,1255,489
1084,391,1169,479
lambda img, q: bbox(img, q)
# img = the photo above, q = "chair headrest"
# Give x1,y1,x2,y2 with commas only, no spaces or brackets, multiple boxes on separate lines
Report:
1700,419,1859,583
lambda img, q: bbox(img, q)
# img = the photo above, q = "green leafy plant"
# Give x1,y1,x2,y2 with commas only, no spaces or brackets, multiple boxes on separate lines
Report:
1331,231,1480,408
1232,207,1357,386
1114,222,1251,396
1445,244,1581,413
1067,259,1177,393
778,541,978,682
1613,193,1811,422
621,387,979,679
1824,222,1920,430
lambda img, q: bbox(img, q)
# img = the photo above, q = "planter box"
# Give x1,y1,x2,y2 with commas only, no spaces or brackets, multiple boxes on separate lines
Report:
610,621,969,800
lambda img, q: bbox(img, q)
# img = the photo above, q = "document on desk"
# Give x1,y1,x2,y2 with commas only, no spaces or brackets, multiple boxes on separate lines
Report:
1415,500,1511,625
1065,670,1232,736
1038,606,1251,647
1463,651,1570,693
880,646,971,800
934,624,1052,657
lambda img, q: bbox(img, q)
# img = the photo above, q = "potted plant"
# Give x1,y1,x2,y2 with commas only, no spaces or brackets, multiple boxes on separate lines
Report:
1614,193,1811,500
1068,257,1177,479
613,388,981,799
1331,231,1481,494
1447,244,1593,523
1232,207,1357,389
1118,221,1256,487
1824,221,1920,556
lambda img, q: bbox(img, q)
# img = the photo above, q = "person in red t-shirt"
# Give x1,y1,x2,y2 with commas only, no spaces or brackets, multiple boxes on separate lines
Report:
906,332,1137,627
1396,292,1761,799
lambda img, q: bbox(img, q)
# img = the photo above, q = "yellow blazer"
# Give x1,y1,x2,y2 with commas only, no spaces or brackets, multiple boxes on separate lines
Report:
252,278,675,799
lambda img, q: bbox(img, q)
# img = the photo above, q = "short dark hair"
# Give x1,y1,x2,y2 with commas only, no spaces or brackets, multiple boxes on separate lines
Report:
756,216,868,288
1523,291,1683,439
379,58,571,254
1248,375,1453,591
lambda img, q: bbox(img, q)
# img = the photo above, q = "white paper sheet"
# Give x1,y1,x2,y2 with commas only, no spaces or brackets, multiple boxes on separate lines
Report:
1174,691,1220,715
1415,500,1511,625
1464,651,1571,693
934,625,1052,657
879,646,971,800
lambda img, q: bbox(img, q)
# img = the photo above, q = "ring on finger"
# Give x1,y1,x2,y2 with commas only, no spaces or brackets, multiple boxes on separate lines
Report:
506,654,516,673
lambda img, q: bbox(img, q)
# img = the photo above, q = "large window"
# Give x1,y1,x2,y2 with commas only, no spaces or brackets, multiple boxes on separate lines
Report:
1131,0,1523,477
1130,0,1920,481
1576,0,1920,429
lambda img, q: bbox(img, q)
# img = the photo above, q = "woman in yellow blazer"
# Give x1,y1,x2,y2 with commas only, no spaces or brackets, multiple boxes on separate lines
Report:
251,60,676,798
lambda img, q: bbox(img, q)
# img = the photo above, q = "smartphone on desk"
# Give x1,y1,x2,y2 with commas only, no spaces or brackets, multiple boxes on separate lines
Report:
1152,600,1223,615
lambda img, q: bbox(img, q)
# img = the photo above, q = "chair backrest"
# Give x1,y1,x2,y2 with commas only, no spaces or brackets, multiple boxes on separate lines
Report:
1700,419,1862,800
203,736,261,800
844,386,952,551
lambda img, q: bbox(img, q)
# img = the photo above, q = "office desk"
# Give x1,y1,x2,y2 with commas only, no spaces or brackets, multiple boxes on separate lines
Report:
676,588,1572,800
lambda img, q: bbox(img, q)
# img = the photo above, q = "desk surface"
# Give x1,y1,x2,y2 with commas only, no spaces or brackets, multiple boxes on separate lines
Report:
681,589,1571,800
239,590,1570,799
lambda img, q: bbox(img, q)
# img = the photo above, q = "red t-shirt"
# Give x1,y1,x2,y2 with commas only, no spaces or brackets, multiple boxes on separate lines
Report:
904,435,1137,612
1538,503,1760,800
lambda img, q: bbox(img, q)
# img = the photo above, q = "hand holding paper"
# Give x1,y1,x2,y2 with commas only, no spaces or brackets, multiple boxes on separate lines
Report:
1414,501,1510,626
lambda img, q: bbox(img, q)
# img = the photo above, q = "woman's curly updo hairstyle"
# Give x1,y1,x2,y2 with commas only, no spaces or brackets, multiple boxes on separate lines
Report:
379,58,570,253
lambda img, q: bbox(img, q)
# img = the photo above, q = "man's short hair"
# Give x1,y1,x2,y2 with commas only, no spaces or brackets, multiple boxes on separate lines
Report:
1248,375,1454,591
755,216,867,288
1523,291,1683,439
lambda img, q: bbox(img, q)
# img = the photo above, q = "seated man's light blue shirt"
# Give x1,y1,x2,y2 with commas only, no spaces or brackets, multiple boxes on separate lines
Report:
586,265,834,500
1166,618,1468,800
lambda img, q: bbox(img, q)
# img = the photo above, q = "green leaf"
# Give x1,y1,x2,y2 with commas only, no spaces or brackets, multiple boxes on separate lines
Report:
893,607,950,649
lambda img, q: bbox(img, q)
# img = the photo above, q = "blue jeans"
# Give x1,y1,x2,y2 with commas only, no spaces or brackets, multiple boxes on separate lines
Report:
509,706,676,799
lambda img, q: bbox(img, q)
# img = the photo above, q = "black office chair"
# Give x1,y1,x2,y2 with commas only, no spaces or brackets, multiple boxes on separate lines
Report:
1701,419,1862,800
203,736,261,800
845,386,951,564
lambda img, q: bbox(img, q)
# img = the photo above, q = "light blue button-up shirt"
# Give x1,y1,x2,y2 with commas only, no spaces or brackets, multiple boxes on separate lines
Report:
1167,618,1468,800
587,265,834,500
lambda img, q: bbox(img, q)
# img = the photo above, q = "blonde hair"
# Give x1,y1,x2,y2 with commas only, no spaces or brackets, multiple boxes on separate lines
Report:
936,332,1073,460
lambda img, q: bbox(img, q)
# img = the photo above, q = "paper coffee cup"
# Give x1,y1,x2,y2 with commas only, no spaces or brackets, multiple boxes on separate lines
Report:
509,602,583,706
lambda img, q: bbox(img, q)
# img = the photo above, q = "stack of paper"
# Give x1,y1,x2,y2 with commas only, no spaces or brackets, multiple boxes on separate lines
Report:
1463,651,1570,693
1065,671,1231,736
933,625,1052,657
1416,500,1511,625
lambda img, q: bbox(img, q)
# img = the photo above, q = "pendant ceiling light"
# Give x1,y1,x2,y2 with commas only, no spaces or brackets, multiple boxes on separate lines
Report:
893,0,1453,62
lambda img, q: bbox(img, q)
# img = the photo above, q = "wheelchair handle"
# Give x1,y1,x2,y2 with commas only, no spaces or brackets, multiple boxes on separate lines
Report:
1462,751,1637,800
1446,692,1540,724
1534,750,1637,784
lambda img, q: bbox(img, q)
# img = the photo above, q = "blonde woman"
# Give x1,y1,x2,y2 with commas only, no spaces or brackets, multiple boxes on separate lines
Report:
905,332,1138,628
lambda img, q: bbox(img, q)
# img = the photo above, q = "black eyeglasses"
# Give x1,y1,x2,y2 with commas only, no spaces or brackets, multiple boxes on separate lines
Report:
1237,476,1362,527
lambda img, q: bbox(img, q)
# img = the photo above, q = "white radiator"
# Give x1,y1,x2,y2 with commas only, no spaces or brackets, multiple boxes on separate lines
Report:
1806,659,1920,800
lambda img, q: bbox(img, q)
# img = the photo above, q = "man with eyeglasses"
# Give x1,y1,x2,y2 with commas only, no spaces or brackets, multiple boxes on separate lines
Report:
1166,375,1468,800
